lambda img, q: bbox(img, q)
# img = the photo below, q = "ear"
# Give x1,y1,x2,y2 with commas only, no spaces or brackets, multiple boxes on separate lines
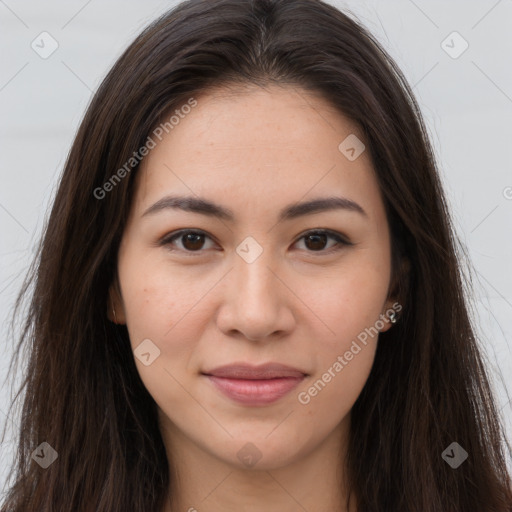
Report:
378,300,400,333
379,256,410,333
107,275,126,324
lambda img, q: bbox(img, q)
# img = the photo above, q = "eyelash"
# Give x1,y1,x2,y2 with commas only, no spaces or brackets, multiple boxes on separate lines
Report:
159,229,353,256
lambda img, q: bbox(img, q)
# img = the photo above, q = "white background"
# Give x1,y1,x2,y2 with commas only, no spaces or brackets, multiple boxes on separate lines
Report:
1,0,511,497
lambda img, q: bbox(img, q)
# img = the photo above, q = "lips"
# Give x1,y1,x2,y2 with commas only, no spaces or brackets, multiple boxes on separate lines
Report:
202,362,307,380
202,363,308,406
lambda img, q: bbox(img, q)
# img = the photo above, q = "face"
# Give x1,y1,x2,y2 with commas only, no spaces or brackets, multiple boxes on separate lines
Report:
110,84,396,472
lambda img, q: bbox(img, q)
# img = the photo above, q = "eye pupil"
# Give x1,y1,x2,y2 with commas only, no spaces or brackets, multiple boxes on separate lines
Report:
183,233,204,250
305,233,327,251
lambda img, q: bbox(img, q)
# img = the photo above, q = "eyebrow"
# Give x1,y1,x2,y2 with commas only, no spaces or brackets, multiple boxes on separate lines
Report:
142,194,367,222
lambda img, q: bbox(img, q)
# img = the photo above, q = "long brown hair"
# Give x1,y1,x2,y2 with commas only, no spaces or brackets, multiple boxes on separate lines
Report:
1,0,511,510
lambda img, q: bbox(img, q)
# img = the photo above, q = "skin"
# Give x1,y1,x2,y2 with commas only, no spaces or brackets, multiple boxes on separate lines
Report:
109,84,398,512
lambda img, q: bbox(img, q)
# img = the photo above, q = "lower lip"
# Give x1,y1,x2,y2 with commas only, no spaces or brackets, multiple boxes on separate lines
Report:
205,375,305,406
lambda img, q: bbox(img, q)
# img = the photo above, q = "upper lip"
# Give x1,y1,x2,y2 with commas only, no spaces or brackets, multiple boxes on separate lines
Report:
202,363,308,380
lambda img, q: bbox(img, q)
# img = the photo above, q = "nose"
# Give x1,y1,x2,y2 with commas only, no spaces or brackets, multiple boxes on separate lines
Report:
215,249,296,342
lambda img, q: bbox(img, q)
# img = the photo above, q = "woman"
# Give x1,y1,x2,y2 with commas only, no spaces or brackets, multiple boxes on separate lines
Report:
1,0,511,510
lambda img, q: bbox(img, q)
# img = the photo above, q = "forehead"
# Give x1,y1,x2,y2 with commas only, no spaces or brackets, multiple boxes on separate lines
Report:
131,84,382,222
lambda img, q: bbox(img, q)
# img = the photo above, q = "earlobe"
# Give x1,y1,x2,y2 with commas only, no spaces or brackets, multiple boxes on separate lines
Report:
379,299,401,333
382,253,409,332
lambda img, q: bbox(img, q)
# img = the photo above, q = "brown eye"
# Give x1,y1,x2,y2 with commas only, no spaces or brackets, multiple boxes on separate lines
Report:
304,232,329,251
181,232,206,251
162,230,216,253
295,230,351,253
161,228,352,256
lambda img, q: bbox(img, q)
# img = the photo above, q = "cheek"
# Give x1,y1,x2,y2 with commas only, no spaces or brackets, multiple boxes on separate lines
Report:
306,257,390,346
119,240,202,323
117,252,198,355
117,260,203,404
121,276,171,338
297,278,382,419
296,255,388,410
